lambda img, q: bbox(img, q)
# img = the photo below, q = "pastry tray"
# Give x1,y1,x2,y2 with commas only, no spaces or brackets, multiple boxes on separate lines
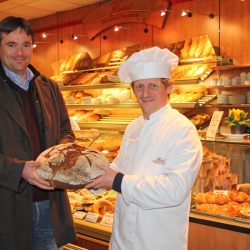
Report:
191,209,250,224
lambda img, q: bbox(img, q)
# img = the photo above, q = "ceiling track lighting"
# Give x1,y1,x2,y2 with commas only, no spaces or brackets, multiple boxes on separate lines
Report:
41,33,55,39
32,41,48,48
160,9,167,16
114,26,121,32
72,34,78,40
71,34,88,40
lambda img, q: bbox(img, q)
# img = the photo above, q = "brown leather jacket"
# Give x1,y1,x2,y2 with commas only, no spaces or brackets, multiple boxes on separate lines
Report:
0,63,76,250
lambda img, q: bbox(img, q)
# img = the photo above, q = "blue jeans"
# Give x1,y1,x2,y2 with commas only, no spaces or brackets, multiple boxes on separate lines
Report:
32,200,59,250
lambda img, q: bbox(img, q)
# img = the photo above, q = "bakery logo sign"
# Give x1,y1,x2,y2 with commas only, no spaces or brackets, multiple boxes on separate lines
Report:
83,0,170,40
153,157,166,165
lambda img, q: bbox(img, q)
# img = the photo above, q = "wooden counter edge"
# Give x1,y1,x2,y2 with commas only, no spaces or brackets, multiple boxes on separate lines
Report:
74,219,112,242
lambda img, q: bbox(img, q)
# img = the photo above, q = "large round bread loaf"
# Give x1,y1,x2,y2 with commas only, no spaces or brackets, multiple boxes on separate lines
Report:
36,143,108,189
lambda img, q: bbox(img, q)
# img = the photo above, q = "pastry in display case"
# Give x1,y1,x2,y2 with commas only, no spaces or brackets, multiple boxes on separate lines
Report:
68,189,117,222
191,142,250,223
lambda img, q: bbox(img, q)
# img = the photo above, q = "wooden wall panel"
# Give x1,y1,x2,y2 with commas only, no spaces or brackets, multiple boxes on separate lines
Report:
30,0,250,77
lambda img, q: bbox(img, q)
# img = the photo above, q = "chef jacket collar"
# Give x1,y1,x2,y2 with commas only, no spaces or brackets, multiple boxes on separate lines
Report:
128,104,172,143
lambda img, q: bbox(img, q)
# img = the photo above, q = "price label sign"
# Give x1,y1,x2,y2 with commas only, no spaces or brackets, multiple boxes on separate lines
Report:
73,211,87,220
100,213,114,228
84,212,99,223
206,111,224,140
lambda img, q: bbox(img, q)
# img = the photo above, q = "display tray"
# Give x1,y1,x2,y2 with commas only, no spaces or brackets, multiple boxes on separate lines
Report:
170,95,217,108
191,209,250,225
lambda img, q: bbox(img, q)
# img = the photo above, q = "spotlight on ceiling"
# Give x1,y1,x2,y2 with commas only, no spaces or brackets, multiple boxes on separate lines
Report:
114,26,121,32
72,34,78,40
160,9,167,16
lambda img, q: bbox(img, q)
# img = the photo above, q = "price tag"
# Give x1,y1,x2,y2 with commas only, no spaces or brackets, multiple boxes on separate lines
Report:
206,111,224,140
73,211,87,220
100,213,114,228
84,212,99,223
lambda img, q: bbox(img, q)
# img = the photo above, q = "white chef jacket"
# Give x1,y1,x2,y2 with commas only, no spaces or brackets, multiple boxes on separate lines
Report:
110,104,203,250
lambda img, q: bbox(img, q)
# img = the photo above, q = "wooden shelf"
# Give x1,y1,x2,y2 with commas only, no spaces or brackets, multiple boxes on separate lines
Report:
207,104,250,108
211,65,250,71
60,83,130,90
66,104,140,109
62,65,119,74
206,84,250,89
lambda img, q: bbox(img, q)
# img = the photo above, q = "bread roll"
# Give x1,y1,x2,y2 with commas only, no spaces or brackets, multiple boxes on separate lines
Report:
36,143,108,189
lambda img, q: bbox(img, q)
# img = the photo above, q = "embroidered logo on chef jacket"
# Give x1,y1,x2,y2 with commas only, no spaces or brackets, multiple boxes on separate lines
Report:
152,157,166,165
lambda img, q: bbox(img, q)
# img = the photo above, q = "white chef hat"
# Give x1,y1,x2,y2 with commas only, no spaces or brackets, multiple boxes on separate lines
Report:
118,46,179,83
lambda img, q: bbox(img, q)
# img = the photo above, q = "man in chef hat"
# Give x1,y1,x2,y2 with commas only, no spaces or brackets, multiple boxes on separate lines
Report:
86,46,203,250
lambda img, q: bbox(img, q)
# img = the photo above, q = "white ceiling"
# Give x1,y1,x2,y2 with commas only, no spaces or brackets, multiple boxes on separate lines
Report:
0,0,106,21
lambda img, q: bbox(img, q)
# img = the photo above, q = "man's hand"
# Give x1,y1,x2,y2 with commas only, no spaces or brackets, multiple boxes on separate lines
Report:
22,161,54,190
85,164,118,190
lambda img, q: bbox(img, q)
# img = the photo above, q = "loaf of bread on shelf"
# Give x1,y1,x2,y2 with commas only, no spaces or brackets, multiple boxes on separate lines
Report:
188,37,200,57
64,54,77,71
68,72,98,85
36,143,108,189
93,52,112,67
201,38,215,57
194,36,208,58
77,111,101,123
73,51,93,70
180,38,192,59
62,72,81,86
100,73,120,83
111,49,126,60
61,52,93,72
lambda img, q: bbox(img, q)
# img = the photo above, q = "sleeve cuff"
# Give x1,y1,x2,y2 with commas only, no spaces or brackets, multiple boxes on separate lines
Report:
112,172,124,193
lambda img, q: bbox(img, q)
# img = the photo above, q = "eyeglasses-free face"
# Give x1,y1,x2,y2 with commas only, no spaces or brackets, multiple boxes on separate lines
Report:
0,28,33,77
132,78,172,119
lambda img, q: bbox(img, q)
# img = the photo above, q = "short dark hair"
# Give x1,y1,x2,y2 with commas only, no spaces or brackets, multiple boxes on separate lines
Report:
0,16,35,43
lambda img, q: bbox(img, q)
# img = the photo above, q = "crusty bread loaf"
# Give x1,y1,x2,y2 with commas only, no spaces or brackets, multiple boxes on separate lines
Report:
195,36,208,58
74,52,93,70
189,37,199,58
180,39,192,59
93,53,112,67
36,143,108,189
69,72,98,85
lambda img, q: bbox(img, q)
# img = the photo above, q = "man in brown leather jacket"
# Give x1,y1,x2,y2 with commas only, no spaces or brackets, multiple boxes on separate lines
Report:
0,16,76,250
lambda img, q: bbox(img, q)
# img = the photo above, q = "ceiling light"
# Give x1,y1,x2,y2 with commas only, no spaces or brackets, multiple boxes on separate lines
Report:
33,44,37,48
42,33,47,38
114,26,121,32
160,9,167,16
181,10,187,16
72,34,78,40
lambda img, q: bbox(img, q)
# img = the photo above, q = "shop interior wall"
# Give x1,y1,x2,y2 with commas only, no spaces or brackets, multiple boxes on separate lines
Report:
29,0,250,77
